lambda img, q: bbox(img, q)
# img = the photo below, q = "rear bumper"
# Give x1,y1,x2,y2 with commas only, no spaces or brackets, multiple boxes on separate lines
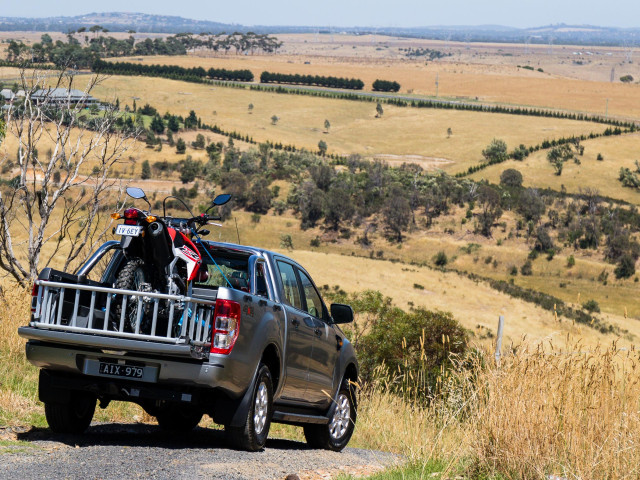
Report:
22,336,246,398
19,326,198,358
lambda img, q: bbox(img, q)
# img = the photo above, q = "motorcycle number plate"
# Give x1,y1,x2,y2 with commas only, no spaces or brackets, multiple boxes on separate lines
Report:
115,224,143,237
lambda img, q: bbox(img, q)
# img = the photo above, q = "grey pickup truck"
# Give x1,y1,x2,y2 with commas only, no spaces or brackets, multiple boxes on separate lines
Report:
18,241,358,451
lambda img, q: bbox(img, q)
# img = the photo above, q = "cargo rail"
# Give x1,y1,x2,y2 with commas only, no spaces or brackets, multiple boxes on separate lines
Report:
29,279,217,358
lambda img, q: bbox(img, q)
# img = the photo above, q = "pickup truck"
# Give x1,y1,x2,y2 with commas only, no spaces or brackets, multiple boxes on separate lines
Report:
18,240,358,452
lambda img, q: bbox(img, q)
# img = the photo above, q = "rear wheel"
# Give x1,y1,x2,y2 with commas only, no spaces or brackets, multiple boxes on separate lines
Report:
44,391,96,434
155,405,203,433
304,380,357,451
112,258,154,333
225,364,273,451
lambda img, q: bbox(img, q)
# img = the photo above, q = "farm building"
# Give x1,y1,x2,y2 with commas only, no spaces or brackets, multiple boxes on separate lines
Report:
1,88,15,103
31,88,100,107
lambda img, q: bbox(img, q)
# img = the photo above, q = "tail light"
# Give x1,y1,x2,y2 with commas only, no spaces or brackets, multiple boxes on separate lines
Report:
124,208,138,225
211,299,241,354
30,283,40,314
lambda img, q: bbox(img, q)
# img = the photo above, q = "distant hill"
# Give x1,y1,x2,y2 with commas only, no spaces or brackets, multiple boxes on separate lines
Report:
0,13,638,45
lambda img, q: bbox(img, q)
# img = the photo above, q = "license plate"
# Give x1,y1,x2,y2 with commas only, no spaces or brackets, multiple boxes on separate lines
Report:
98,362,143,379
115,224,142,237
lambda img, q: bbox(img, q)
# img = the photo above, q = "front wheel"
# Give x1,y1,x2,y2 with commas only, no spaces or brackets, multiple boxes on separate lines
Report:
225,364,273,451
304,381,357,451
44,391,96,434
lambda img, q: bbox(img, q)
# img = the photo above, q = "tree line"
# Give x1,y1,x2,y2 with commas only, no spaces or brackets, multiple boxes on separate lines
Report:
260,71,365,90
92,59,254,82
5,33,186,68
457,127,635,177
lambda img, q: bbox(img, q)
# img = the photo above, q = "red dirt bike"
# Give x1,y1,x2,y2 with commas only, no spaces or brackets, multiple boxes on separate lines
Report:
109,187,231,334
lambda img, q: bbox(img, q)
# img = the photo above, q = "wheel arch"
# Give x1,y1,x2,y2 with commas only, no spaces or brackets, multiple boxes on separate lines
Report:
260,343,281,392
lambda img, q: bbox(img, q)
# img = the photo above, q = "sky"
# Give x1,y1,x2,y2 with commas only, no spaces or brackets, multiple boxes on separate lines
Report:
0,0,638,29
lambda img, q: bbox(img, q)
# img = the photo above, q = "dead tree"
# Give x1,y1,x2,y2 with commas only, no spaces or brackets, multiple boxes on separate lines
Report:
0,68,138,285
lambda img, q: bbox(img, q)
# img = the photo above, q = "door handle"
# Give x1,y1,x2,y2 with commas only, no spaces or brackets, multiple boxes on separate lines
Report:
258,299,268,307
291,318,300,327
314,327,322,336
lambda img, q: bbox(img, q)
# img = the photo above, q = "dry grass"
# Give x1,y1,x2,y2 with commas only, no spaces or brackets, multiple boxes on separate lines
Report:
0,286,145,427
470,341,640,479
347,338,640,479
90,75,607,172
112,48,640,118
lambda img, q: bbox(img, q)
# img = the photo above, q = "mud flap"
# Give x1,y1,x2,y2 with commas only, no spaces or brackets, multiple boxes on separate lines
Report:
214,364,260,427
39,370,71,404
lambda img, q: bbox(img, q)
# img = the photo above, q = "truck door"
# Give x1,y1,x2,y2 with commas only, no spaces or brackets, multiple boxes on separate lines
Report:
297,269,339,407
275,260,315,403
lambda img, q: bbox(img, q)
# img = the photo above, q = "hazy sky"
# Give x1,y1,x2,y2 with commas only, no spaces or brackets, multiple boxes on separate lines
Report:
1,0,638,29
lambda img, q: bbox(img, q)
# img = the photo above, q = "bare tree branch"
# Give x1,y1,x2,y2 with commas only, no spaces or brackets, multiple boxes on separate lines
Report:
0,67,138,285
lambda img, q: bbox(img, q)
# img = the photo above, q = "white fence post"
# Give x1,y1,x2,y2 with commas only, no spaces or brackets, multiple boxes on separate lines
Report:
495,315,505,367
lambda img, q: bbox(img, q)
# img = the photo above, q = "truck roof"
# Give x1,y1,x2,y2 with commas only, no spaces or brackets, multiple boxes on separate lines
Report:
202,240,298,266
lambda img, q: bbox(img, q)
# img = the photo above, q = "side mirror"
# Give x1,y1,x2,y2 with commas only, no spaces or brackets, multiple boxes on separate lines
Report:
126,187,147,200
213,193,231,206
331,303,354,324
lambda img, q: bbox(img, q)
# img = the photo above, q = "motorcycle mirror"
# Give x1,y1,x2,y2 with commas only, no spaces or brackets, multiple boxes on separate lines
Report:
212,194,231,206
126,187,147,200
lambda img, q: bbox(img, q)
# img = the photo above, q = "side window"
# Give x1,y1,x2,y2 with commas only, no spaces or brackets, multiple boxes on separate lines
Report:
277,261,302,310
254,262,270,299
298,269,326,320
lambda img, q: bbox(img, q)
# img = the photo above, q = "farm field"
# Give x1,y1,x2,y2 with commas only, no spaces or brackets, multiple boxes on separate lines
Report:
89,75,608,171
111,48,640,118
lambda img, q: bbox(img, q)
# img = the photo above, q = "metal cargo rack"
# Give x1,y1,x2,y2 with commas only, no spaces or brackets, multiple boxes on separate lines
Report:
29,279,217,359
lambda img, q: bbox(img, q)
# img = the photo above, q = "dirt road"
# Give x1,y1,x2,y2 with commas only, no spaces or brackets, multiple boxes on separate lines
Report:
1,423,398,480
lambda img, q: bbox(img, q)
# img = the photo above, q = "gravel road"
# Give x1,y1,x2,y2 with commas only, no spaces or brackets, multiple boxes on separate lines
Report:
2,423,399,480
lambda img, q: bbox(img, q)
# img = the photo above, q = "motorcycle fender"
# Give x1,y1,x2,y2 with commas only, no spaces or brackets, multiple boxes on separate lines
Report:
120,236,133,249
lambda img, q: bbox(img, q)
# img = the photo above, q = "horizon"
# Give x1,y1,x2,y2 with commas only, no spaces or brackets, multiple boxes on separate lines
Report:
0,2,639,30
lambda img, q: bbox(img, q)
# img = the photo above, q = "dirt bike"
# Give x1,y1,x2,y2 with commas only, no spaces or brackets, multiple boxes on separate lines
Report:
109,187,231,335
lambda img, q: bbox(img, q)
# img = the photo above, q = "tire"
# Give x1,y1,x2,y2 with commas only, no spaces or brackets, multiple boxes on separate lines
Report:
225,364,273,451
112,258,154,333
156,406,203,433
304,380,357,452
44,391,96,434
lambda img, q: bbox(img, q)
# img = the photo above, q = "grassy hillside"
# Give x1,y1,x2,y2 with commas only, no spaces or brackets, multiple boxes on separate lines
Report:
470,132,640,204
90,75,609,172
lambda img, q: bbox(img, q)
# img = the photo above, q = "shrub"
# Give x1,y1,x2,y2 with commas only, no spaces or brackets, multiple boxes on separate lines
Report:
335,290,467,394
582,299,601,313
310,236,321,247
509,266,518,276
567,255,576,267
597,153,604,161
279,234,293,250
520,260,533,276
500,168,523,188
413,283,425,290
614,254,636,279
250,213,261,223
433,251,448,267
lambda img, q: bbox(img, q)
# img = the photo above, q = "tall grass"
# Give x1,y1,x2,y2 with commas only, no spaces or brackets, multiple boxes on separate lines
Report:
351,336,640,479
470,341,640,479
